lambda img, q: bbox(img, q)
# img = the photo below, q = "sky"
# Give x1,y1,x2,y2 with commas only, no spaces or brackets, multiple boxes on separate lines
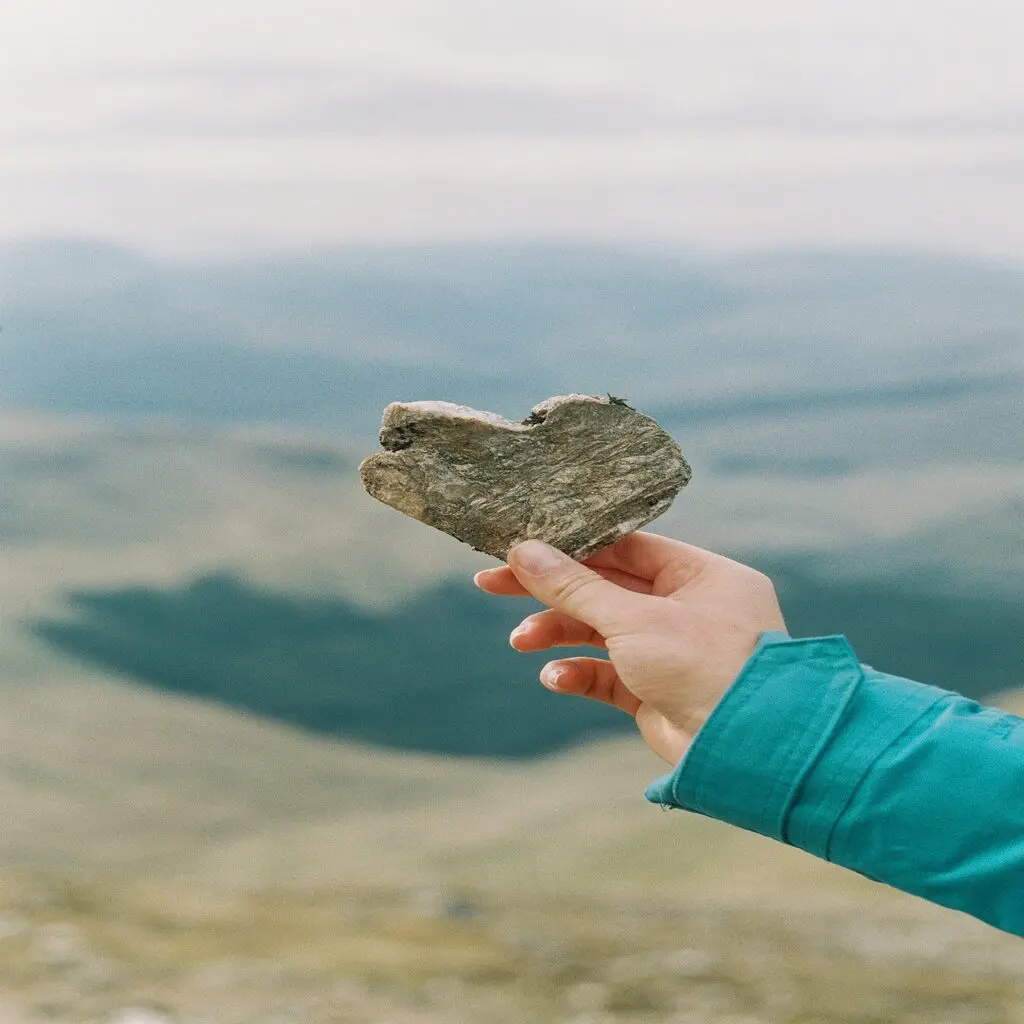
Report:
2,0,1023,258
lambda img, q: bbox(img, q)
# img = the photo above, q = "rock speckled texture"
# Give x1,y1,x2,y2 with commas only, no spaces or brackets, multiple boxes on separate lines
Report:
360,394,690,560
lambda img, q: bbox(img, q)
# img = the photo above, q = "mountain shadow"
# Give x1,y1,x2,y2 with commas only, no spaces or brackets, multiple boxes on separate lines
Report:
30,565,1024,758
30,575,627,758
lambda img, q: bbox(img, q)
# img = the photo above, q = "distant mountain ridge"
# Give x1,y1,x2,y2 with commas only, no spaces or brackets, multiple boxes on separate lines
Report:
3,240,1022,439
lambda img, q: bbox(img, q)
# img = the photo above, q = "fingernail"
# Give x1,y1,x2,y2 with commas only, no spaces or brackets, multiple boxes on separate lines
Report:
509,625,528,648
510,540,563,575
541,665,566,689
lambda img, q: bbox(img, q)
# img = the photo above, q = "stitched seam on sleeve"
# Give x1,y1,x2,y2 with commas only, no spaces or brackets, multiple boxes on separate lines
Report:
734,639,859,835
810,688,935,812
787,687,935,855
821,695,952,862
775,655,864,843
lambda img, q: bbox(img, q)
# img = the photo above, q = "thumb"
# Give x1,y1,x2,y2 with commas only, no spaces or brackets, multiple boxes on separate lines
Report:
507,540,646,636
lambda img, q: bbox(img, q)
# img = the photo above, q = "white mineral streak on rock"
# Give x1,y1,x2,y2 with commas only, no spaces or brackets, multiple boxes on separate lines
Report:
393,400,527,431
105,1010,174,1024
360,394,690,561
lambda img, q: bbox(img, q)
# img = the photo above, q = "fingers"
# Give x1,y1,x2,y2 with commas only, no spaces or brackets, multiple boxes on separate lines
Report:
475,532,717,599
585,531,715,586
540,657,641,717
507,540,651,636
509,609,605,651
475,563,652,598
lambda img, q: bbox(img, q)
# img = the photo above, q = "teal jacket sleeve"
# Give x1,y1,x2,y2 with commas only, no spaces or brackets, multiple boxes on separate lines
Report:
645,632,1024,936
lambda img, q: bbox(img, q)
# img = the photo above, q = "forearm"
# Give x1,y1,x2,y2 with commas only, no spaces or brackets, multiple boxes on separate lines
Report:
646,633,1024,935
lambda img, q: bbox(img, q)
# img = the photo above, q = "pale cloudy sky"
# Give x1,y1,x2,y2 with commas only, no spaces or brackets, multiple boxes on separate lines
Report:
2,0,1023,258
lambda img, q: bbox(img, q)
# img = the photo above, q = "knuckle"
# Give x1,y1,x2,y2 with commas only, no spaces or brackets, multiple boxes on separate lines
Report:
549,568,599,607
546,613,569,644
578,663,599,698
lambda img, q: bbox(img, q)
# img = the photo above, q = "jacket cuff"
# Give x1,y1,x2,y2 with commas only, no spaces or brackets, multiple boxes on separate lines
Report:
644,632,948,855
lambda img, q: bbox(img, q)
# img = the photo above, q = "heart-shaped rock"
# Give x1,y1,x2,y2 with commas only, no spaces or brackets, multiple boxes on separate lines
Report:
359,394,691,561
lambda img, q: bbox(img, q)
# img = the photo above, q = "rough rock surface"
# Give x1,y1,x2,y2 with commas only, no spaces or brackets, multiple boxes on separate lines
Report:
359,394,691,561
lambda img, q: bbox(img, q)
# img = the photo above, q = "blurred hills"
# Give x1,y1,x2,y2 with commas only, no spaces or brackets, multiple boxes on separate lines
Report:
0,239,1022,752
2,239,1022,584
3,240,1023,442
0,243,1021,1014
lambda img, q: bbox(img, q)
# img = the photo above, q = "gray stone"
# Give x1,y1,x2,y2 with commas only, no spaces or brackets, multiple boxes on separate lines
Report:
359,394,690,561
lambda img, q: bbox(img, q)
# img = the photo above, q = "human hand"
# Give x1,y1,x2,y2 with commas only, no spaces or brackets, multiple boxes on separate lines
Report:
474,532,787,764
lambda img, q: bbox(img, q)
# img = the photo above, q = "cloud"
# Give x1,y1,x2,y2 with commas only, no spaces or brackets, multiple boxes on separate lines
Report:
2,0,1024,256
21,60,1024,143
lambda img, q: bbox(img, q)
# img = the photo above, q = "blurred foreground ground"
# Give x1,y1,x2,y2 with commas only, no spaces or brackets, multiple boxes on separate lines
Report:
0,672,1022,1023
1,413,1022,1021
1,872,1023,1024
